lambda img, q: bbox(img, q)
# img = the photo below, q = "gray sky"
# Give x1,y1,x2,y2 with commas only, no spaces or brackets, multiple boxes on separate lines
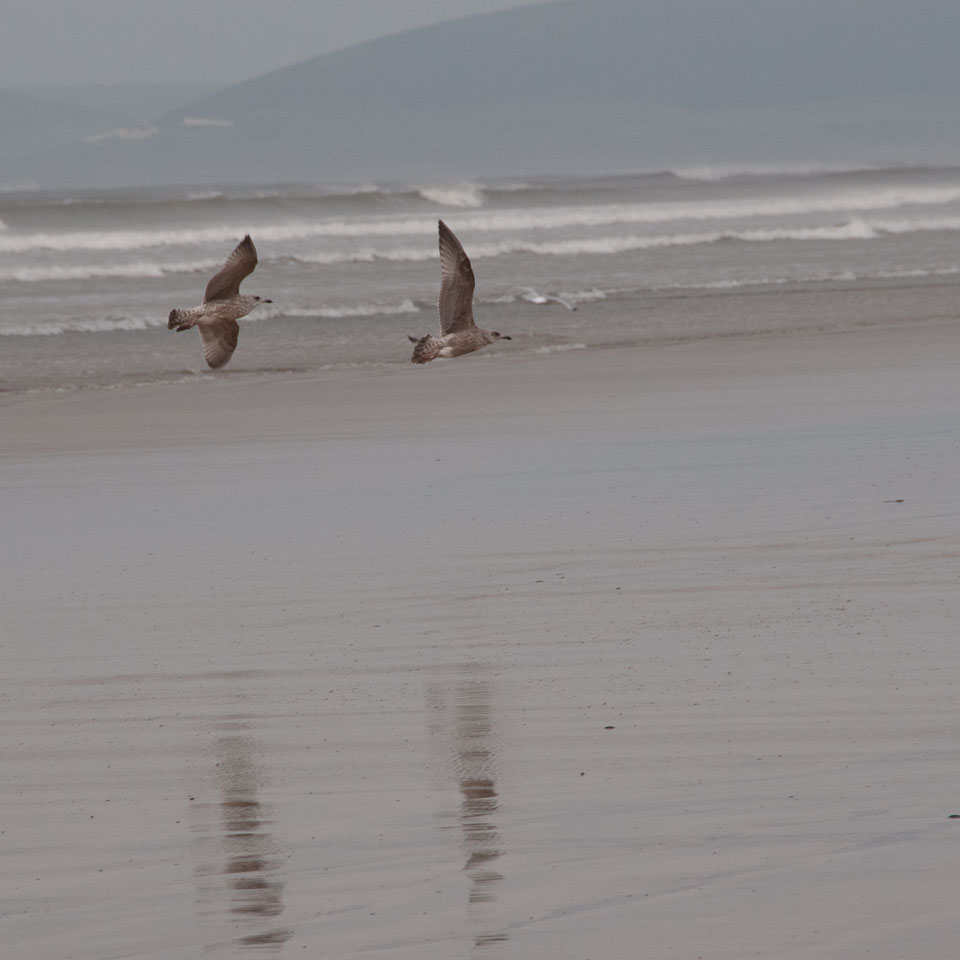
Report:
3,0,549,88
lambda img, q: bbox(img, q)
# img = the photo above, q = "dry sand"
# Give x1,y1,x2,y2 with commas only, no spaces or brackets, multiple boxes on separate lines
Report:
3,320,960,959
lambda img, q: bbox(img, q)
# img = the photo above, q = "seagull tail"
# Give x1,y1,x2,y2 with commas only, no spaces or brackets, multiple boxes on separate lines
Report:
409,334,441,364
168,308,200,332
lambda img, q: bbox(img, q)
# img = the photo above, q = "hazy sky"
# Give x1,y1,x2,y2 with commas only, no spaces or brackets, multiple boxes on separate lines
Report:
3,0,548,88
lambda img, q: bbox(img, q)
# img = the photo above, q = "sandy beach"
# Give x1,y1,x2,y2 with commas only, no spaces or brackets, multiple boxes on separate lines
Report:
3,318,960,959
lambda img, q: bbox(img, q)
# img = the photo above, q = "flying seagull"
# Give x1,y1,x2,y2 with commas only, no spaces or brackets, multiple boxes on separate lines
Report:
520,288,577,310
408,220,511,363
167,234,272,369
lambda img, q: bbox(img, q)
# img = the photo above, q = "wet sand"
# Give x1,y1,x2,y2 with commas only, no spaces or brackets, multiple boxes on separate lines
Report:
3,320,960,958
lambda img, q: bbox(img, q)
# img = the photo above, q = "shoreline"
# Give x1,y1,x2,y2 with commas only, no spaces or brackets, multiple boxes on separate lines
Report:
0,317,954,459
3,271,960,401
3,307,958,452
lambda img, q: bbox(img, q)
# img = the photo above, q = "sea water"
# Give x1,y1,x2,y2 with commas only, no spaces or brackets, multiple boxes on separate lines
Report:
2,165,960,394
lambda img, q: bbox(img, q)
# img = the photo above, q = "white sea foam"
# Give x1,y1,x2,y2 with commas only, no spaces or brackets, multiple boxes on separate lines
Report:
669,162,870,182
418,183,486,207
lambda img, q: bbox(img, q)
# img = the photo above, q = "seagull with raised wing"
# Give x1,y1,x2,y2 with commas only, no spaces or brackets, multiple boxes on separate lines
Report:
408,220,511,363
167,235,272,369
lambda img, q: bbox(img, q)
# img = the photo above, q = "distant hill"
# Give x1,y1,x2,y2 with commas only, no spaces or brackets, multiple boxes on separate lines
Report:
10,0,960,188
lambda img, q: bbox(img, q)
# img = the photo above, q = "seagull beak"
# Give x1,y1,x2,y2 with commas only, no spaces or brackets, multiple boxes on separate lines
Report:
263,299,273,303
502,335,512,340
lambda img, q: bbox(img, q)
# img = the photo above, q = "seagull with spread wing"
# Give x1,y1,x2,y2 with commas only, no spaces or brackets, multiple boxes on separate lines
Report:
167,234,272,369
408,220,512,363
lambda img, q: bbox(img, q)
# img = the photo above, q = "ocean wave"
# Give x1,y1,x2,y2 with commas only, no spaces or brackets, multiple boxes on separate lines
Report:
8,214,959,278
446,188,960,231
0,315,170,336
667,162,876,182
259,299,420,320
0,225,304,254
8,184,960,255
657,264,960,292
314,299,418,318
285,218,935,264
0,259,220,283
0,299,420,337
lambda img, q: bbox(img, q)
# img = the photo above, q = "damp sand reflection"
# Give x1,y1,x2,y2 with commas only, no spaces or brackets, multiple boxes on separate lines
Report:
430,669,508,951
191,725,292,954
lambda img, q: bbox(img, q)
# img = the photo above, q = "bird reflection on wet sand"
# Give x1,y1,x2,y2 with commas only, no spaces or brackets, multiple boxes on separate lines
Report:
191,725,292,954
430,669,508,950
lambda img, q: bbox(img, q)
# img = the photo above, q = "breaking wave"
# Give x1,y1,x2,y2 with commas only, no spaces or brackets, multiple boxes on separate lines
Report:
417,183,486,207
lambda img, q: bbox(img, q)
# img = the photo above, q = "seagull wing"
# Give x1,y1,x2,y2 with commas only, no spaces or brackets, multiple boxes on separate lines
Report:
199,319,240,369
437,220,476,335
203,235,258,303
